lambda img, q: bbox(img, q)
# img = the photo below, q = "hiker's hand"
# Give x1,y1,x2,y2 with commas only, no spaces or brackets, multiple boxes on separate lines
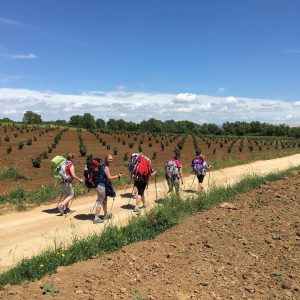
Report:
79,178,83,183
118,173,122,180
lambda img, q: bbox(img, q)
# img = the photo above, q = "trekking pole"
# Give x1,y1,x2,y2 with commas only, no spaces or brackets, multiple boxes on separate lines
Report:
154,174,158,202
56,191,64,208
208,168,211,189
90,201,97,215
127,184,135,206
189,174,196,191
120,177,133,200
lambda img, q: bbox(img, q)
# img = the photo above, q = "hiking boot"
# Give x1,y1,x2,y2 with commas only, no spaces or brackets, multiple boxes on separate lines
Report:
58,205,64,215
133,206,141,214
64,208,70,214
93,217,104,224
103,212,113,220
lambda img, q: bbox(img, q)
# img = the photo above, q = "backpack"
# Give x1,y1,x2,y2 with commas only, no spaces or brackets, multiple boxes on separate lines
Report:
84,157,102,189
165,159,179,180
129,153,152,182
192,158,206,175
51,156,72,183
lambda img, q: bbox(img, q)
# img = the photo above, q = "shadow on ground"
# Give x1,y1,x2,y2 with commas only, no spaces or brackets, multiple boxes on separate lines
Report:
42,207,59,214
74,214,94,221
121,204,135,210
119,192,134,199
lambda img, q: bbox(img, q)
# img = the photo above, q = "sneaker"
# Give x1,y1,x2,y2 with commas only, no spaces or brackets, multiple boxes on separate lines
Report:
58,205,64,215
64,208,70,214
133,206,141,214
103,212,113,220
93,217,104,224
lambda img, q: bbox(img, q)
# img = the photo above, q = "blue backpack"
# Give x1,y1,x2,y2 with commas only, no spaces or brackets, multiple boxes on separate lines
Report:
192,158,206,175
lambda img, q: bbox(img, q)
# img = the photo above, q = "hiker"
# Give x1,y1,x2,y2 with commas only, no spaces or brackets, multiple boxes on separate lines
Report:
191,152,211,192
58,153,83,215
93,154,122,224
130,153,156,214
165,154,184,195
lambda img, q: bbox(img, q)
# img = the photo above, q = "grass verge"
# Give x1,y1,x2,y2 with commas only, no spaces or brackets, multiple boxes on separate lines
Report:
0,167,29,181
0,165,299,288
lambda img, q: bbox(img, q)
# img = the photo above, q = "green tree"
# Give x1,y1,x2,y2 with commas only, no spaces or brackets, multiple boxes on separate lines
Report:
81,113,96,129
22,111,42,124
69,115,83,127
96,118,106,129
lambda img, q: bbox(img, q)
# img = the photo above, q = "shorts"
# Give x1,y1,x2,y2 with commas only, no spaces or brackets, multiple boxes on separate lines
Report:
197,174,205,183
61,182,74,197
96,185,107,208
134,180,147,196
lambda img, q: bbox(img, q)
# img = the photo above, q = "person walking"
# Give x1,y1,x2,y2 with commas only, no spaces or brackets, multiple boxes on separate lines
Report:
165,154,184,195
93,154,122,224
131,154,156,214
191,151,211,192
58,153,83,215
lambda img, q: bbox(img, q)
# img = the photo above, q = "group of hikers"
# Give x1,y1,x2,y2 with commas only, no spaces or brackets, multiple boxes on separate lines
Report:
53,151,211,224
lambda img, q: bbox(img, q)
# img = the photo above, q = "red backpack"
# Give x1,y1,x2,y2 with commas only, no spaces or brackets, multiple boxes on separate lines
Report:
130,154,152,182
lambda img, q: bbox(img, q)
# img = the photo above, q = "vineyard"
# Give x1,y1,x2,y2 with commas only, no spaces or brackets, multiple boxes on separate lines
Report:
1,123,300,196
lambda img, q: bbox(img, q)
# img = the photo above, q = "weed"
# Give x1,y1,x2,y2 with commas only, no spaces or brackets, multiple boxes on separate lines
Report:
41,281,59,296
199,280,209,286
0,167,29,180
131,288,144,300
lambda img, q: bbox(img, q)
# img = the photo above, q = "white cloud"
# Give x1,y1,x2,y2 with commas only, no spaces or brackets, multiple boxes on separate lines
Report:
176,93,197,101
6,53,37,59
0,88,299,125
3,109,17,115
225,96,237,103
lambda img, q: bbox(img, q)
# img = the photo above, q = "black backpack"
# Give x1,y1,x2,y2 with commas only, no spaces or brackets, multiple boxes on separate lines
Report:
84,157,102,189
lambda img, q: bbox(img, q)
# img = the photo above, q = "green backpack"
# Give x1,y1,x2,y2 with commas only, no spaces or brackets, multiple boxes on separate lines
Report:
51,156,67,183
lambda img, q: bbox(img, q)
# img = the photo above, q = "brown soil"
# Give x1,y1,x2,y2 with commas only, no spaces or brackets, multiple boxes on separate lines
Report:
1,128,298,196
1,163,300,299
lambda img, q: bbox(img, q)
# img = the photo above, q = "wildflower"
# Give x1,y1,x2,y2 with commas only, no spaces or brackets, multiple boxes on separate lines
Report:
61,253,65,257
152,219,158,224
40,264,44,268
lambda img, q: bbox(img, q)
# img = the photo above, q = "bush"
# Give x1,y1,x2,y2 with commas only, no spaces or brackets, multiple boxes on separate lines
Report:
32,157,42,168
41,151,48,159
123,152,129,162
18,141,25,150
113,147,118,155
26,139,32,145
80,145,87,156
4,135,10,142
6,146,12,154
0,167,29,180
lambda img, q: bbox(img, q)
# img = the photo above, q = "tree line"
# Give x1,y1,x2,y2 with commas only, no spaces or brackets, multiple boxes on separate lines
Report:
1,111,300,138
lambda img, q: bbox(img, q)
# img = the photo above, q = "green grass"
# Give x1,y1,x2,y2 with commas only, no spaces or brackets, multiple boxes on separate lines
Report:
0,183,87,207
0,165,298,288
0,167,29,181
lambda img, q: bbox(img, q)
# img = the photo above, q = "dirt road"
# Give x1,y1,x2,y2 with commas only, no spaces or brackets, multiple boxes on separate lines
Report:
1,154,300,270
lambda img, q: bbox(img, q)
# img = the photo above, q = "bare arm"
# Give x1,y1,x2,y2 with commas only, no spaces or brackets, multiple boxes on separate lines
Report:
104,166,122,181
70,165,83,183
179,167,184,183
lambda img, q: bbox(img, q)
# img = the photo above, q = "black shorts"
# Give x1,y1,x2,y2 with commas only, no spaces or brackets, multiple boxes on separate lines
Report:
197,174,205,183
134,180,147,196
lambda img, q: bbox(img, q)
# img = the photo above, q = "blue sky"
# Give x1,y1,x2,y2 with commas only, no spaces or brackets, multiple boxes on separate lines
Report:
0,0,300,124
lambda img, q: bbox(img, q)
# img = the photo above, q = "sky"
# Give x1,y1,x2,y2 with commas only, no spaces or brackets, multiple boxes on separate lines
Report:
0,0,300,125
